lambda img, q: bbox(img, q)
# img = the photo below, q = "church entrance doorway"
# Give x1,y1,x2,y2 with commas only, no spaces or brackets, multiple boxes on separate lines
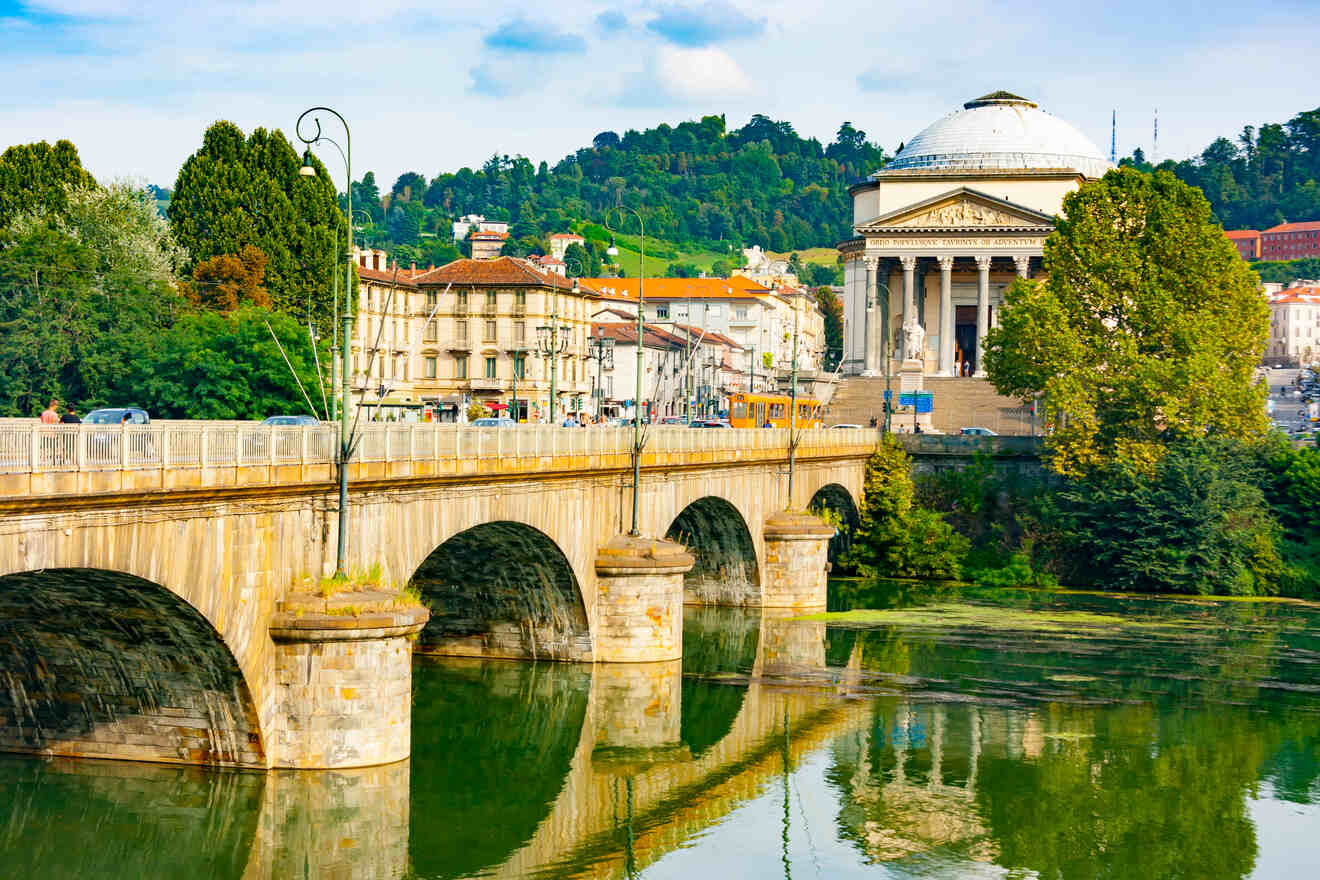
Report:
954,306,978,376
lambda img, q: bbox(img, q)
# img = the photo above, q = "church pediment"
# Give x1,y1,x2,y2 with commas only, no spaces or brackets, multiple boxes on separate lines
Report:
857,187,1054,232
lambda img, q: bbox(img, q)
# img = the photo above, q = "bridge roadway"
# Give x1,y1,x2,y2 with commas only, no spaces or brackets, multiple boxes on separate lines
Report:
0,421,872,770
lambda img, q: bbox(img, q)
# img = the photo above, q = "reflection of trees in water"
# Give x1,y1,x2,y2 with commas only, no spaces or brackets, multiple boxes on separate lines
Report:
974,704,1263,879
408,658,591,879
0,756,263,878
820,598,1320,878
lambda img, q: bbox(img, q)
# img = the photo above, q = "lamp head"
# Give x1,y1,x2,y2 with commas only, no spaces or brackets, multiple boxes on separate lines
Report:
298,149,317,177
606,234,619,258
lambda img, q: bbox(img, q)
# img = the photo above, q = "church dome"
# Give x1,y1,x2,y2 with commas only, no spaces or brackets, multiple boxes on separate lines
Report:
882,92,1112,179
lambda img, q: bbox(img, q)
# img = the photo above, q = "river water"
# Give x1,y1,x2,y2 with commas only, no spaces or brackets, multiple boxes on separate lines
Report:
1,584,1318,878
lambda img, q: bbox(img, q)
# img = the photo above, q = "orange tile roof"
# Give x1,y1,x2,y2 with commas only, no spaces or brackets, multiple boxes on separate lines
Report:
357,265,419,288
415,257,597,292
1263,221,1320,234
579,276,774,301
469,230,509,240
549,233,584,240
1224,230,1260,239
591,321,687,350
1274,286,1320,303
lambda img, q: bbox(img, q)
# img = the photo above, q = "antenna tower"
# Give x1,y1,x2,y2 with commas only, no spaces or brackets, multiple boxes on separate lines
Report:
1110,110,1117,164
1153,109,1159,165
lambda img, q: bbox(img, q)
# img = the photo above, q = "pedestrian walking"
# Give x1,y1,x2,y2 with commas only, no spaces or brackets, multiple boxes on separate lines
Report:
60,406,80,424
40,399,59,424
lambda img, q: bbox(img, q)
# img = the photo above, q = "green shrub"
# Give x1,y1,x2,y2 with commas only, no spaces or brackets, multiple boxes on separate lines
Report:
846,438,969,580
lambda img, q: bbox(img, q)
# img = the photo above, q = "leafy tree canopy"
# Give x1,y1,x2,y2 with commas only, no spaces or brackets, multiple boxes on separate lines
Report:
184,245,271,312
168,120,346,336
0,140,96,230
984,168,1269,476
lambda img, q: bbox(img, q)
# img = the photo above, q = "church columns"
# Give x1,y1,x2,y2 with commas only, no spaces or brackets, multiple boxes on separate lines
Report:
1014,255,1031,279
937,257,954,376
975,256,991,378
900,256,916,360
862,256,878,375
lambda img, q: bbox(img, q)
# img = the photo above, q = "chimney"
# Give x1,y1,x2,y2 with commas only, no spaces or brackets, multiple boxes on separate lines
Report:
411,261,417,273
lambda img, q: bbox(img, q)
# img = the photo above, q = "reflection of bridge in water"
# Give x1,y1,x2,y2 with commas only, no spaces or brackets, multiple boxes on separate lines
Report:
0,608,1079,879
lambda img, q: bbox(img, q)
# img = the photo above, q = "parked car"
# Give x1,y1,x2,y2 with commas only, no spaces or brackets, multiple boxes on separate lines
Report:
83,407,150,425
688,419,730,428
262,415,320,426
471,417,516,427
659,416,684,425
960,426,998,436
830,423,862,429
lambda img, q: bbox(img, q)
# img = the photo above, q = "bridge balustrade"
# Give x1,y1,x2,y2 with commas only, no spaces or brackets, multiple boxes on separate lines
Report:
0,421,875,497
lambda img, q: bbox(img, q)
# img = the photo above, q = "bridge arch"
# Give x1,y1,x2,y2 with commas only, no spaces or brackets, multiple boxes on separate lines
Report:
0,567,265,766
808,482,862,566
410,521,593,661
665,496,761,606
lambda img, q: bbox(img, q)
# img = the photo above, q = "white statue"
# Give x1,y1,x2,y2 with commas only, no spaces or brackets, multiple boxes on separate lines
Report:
901,317,926,363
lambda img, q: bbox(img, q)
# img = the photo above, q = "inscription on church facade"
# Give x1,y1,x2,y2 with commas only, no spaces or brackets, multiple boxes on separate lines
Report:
864,237,1047,250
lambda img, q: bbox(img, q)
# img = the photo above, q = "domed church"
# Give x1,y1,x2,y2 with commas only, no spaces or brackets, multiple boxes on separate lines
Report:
838,92,1111,379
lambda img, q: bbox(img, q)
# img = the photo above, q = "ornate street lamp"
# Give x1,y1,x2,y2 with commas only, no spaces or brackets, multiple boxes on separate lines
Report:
587,330,615,419
296,106,354,578
604,205,645,536
536,318,571,422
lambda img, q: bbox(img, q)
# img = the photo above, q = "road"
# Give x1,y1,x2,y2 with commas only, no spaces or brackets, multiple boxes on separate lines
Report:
1264,366,1314,433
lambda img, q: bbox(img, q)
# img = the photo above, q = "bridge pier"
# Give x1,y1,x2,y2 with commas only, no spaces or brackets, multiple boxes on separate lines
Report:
268,592,428,769
593,536,694,662
761,511,835,609
590,660,688,772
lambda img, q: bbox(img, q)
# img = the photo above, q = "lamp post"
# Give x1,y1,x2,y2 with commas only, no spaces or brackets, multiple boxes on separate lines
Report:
872,279,895,436
536,291,570,423
297,106,353,578
605,205,645,536
786,302,800,510
507,346,528,423
587,329,615,420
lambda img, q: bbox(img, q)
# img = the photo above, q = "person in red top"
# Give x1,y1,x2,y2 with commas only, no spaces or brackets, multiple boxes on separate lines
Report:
40,399,60,424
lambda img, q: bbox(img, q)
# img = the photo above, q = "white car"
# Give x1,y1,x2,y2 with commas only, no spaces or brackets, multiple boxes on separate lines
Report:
830,423,863,429
960,427,998,436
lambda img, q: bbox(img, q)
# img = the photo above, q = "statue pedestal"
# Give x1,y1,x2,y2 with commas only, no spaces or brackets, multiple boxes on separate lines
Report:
896,359,934,432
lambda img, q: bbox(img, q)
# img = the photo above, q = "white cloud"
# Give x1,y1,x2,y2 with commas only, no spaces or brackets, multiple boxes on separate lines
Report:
653,46,752,100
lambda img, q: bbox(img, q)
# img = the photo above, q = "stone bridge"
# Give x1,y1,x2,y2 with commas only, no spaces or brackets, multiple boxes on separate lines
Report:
0,422,871,770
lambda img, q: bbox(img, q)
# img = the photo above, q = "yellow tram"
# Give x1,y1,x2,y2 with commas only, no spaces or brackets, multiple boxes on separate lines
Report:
728,393,823,428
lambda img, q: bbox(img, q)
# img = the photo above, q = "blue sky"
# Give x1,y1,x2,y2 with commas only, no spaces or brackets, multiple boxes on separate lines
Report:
2,0,1318,190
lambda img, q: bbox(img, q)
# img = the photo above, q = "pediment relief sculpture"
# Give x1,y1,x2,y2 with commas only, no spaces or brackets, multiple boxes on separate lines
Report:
888,199,1044,228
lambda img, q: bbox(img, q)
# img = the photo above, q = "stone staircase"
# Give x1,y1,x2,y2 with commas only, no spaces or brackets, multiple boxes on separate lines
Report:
823,375,1037,435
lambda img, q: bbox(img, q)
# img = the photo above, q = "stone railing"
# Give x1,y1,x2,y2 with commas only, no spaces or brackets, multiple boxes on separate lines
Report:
0,422,876,497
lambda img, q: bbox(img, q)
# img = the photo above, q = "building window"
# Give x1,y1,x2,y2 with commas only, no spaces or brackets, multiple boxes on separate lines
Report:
515,321,526,345
457,291,468,310
709,305,722,318
735,306,748,321
424,356,437,378
515,290,526,308
485,319,497,341
656,305,669,320
485,356,497,379
675,304,688,319
455,355,468,379
426,291,438,310
424,322,437,342
514,354,526,379
457,320,467,343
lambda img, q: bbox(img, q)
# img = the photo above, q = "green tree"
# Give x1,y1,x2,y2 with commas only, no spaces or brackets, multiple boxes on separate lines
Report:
125,308,325,420
0,140,96,230
984,168,1269,476
846,438,968,579
814,286,844,369
168,121,346,337
1045,438,1282,595
10,180,185,283
0,226,179,415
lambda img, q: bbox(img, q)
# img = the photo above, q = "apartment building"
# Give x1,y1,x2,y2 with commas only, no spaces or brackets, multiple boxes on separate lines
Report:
414,257,597,421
